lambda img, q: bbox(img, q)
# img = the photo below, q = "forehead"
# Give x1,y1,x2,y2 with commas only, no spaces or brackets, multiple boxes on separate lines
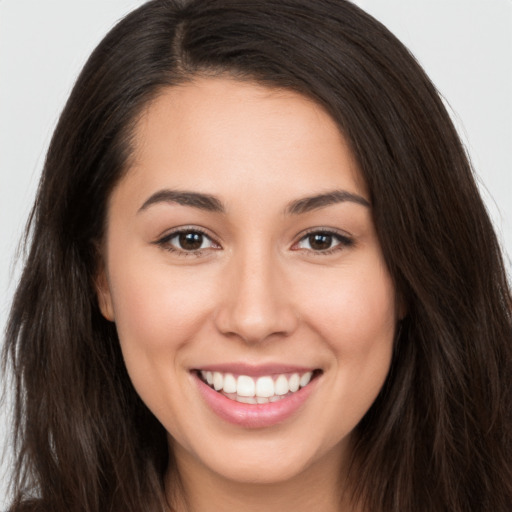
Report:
117,77,367,209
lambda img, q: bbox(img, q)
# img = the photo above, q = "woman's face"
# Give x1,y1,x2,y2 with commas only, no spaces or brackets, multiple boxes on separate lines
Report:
97,78,400,485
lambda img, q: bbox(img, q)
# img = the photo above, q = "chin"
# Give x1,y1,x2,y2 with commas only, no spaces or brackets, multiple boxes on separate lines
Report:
204,454,314,485
171,428,349,488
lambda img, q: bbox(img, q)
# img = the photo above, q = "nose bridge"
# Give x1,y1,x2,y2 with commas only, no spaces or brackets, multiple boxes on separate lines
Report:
215,243,297,343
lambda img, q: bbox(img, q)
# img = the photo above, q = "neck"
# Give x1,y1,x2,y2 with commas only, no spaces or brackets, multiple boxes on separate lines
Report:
166,443,361,512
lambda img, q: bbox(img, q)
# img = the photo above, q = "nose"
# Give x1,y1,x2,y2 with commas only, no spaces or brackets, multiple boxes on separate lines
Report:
214,248,299,344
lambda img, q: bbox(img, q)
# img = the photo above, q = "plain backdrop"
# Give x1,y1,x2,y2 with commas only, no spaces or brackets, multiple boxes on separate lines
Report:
1,0,511,506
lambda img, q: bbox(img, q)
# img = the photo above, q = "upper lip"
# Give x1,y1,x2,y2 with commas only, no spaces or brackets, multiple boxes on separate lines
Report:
192,363,319,377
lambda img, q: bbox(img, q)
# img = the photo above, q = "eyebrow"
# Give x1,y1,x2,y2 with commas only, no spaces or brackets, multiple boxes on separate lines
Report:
137,188,370,215
138,189,224,213
285,190,370,215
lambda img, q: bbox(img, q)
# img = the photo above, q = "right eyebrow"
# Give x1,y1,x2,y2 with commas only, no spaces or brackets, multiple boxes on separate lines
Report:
285,189,370,215
137,189,225,214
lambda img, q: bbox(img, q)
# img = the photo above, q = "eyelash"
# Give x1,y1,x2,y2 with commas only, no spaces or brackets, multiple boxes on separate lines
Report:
154,227,220,257
292,229,354,255
154,227,354,256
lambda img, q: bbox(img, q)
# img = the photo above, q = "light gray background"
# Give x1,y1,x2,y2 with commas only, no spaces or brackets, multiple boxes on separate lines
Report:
1,1,511,506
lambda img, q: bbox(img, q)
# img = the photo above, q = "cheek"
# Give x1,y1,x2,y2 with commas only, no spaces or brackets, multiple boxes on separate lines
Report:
106,251,218,371
301,259,397,347
105,256,221,433
298,257,396,417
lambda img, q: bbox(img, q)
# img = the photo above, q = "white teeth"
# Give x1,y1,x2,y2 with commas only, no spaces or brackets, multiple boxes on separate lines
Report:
274,375,289,396
237,375,256,397
213,371,223,391
223,373,237,394
289,373,300,392
200,369,317,401
300,371,313,387
256,376,274,397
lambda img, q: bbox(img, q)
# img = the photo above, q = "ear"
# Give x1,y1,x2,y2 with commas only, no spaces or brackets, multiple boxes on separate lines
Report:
94,257,115,322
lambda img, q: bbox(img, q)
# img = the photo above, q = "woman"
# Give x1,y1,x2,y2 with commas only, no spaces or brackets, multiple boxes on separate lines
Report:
3,0,511,511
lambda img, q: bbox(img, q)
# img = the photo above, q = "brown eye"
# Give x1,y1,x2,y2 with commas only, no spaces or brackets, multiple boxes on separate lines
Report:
308,233,333,251
157,229,218,254
295,230,353,253
178,232,204,251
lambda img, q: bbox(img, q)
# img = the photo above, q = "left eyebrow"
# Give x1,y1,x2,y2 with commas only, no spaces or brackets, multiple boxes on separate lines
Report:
285,190,370,215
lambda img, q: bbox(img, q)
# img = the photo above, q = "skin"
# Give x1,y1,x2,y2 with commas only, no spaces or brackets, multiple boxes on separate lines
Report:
96,77,401,512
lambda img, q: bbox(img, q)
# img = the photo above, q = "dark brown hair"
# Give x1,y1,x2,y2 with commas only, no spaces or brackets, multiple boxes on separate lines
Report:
3,1,511,511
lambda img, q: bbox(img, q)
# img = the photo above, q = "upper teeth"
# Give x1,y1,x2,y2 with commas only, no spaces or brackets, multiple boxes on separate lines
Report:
200,370,313,398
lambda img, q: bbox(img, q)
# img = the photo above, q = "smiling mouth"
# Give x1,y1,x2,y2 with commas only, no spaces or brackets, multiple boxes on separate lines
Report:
196,369,322,404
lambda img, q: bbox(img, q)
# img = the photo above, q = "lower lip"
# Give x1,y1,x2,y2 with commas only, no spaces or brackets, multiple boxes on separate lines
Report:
194,373,318,429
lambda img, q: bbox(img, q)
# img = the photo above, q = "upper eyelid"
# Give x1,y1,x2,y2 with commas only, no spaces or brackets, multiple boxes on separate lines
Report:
156,225,217,243
294,227,353,241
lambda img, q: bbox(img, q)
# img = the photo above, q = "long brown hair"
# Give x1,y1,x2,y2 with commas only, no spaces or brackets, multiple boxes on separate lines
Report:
3,1,511,511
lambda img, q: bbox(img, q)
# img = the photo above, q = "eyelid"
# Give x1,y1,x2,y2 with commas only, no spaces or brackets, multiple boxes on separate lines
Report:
291,227,354,254
153,225,221,255
152,225,354,256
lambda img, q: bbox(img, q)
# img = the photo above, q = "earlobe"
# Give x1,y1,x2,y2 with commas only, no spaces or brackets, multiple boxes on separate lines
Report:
95,264,115,322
